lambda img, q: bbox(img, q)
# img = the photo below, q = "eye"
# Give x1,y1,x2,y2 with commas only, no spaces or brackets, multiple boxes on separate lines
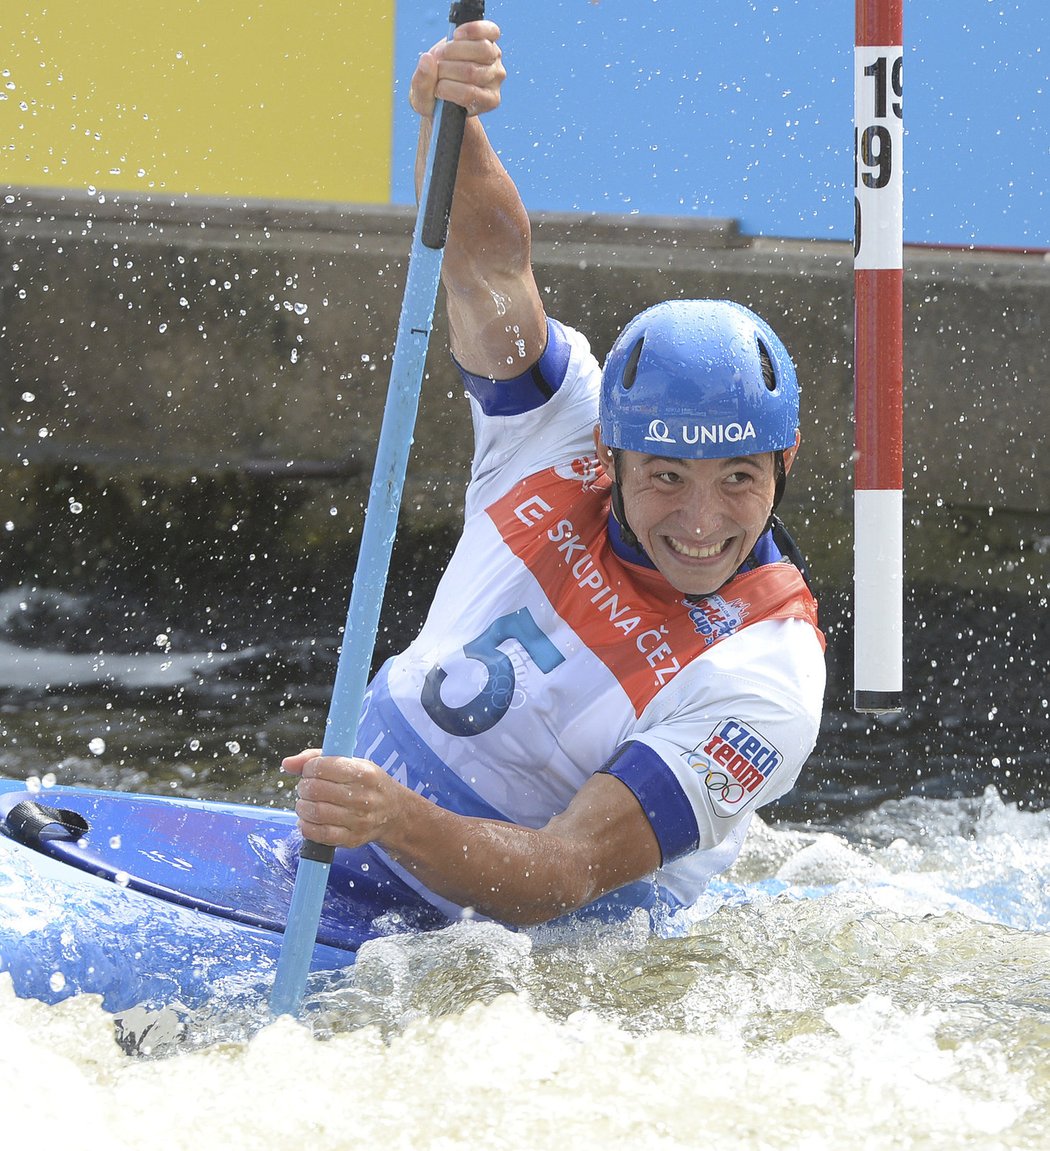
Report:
724,462,767,488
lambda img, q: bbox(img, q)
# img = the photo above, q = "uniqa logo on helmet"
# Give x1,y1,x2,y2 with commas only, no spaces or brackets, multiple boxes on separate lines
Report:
643,419,758,448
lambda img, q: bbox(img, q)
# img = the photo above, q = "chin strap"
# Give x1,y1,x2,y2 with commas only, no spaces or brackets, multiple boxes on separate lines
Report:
772,449,787,513
609,479,641,551
769,516,814,588
737,450,792,577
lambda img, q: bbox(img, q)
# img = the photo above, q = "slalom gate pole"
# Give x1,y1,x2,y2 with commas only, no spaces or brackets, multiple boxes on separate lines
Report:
269,0,485,1019
853,0,904,714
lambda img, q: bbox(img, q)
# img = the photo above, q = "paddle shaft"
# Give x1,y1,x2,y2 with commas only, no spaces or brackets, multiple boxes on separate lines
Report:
269,0,484,1018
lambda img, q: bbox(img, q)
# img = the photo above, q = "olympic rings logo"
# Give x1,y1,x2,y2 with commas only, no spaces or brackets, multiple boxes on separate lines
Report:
686,752,746,807
703,770,746,806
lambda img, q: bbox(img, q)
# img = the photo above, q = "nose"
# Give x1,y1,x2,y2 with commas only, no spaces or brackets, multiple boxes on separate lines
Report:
675,485,727,539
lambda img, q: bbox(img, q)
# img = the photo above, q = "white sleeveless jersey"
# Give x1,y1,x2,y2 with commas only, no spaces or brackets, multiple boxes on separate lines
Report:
357,320,826,911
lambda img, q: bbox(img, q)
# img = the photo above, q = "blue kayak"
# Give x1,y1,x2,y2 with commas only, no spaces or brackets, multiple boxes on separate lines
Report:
0,778,452,1014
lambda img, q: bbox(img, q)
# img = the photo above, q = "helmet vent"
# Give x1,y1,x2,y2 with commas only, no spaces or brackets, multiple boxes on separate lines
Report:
757,337,777,392
621,336,645,390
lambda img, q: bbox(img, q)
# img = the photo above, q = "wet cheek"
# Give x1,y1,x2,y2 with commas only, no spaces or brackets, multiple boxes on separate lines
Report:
734,489,776,521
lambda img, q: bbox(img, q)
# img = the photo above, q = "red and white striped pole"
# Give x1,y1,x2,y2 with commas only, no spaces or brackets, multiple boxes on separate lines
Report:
853,0,904,713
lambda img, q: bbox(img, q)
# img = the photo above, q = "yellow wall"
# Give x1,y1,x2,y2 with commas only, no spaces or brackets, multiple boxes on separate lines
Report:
2,2,394,203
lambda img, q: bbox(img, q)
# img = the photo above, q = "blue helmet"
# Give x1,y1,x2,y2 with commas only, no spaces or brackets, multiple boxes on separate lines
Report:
599,300,799,459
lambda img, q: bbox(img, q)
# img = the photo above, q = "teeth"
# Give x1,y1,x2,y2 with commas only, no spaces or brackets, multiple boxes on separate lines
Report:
667,537,726,559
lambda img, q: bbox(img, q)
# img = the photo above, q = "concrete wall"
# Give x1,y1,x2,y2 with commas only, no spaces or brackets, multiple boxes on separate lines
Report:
2,189,1048,610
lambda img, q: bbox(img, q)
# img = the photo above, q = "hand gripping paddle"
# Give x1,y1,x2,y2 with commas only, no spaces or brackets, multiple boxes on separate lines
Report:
269,0,486,1018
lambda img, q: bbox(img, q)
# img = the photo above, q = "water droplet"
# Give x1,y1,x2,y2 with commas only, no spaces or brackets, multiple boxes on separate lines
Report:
88,737,106,755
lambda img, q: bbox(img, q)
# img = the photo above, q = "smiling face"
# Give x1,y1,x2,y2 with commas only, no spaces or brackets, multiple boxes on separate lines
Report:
594,427,798,596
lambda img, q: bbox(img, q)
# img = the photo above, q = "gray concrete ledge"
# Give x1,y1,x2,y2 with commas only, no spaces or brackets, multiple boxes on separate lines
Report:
3,187,1047,518
2,188,1048,607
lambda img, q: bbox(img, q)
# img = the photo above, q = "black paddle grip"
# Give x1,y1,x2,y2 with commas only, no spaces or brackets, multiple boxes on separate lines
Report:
301,837,335,864
420,1,487,250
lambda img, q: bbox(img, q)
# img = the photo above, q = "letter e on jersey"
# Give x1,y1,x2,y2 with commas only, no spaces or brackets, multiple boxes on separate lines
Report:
514,495,553,527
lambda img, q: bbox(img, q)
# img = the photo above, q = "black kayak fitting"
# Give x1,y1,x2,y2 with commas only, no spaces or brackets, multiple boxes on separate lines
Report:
2,799,89,848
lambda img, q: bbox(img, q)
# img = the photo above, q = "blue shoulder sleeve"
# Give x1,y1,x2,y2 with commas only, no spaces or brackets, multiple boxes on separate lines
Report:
456,316,572,416
600,741,700,865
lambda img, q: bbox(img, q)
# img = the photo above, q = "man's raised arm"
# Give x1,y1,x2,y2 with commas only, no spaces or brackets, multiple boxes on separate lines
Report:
409,20,548,378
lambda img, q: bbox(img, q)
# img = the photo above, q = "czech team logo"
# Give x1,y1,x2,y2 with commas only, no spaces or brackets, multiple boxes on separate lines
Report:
684,718,783,816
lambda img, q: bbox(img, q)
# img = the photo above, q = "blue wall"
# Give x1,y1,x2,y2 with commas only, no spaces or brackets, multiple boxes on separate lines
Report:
392,1,1047,249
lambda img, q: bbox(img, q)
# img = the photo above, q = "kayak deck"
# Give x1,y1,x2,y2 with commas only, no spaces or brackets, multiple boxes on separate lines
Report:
0,780,449,1012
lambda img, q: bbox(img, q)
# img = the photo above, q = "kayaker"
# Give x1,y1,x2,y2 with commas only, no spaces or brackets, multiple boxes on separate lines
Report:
282,19,826,928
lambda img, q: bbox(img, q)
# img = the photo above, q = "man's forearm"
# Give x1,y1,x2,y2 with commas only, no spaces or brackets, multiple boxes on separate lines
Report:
443,119,533,293
376,771,662,927
378,790,598,926
290,755,662,926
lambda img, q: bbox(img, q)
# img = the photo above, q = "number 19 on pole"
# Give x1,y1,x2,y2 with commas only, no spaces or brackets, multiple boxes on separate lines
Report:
854,50,903,265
